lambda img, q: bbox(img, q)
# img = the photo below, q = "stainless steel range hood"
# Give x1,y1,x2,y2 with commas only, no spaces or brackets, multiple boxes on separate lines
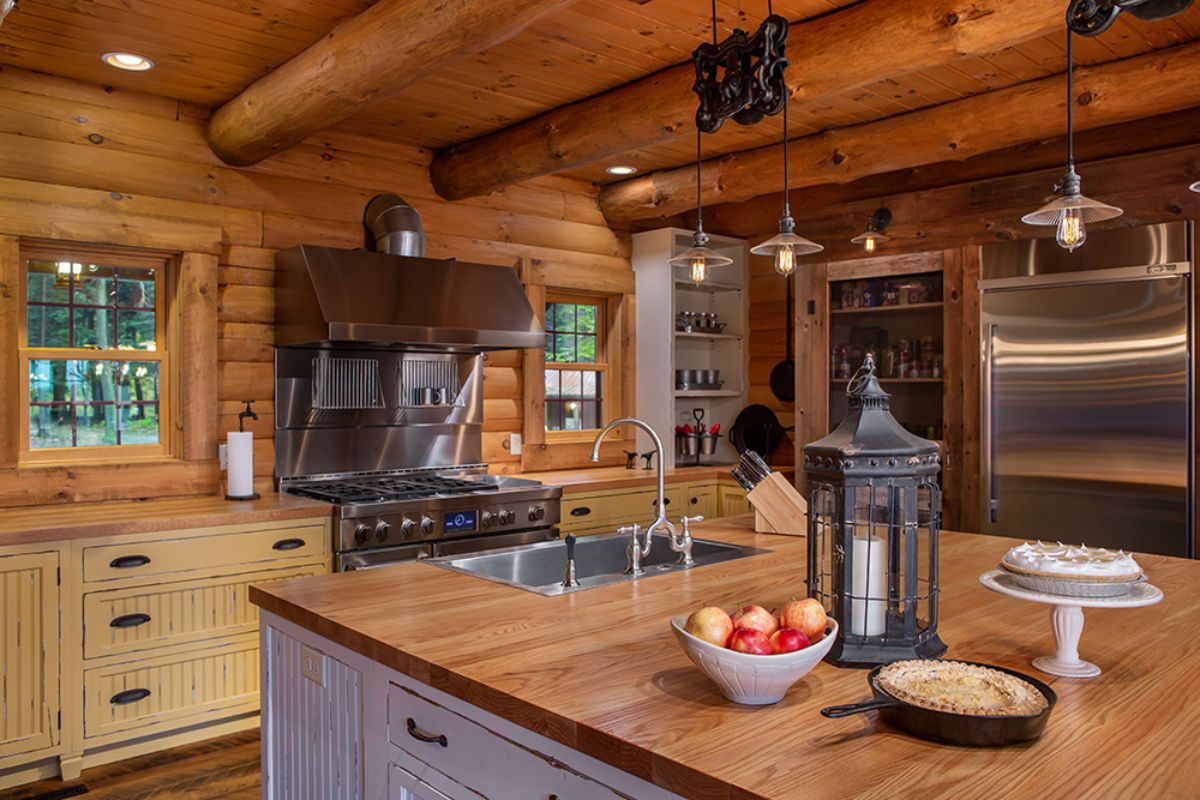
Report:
275,244,546,351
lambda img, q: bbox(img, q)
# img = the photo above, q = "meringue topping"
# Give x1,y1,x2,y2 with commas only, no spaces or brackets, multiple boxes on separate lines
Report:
1002,540,1142,580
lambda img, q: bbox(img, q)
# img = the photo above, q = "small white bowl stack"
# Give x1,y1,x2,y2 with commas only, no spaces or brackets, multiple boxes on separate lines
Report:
670,616,838,705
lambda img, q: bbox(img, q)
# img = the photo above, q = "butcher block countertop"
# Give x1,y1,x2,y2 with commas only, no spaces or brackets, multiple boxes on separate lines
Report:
520,464,777,493
0,492,331,545
249,518,1199,799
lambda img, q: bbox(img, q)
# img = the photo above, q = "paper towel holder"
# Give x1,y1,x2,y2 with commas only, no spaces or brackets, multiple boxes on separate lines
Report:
225,400,261,502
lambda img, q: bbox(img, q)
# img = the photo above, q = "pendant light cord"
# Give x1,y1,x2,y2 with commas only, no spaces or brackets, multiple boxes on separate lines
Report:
782,82,790,218
1066,26,1074,169
695,125,704,232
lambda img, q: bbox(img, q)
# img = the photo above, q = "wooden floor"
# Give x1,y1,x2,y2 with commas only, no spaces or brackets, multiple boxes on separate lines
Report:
5,732,261,800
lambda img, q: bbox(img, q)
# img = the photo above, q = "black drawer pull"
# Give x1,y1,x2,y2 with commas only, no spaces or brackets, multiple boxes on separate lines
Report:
110,613,151,629
569,506,591,517
110,688,151,705
406,717,448,747
691,496,699,504
109,554,151,569
272,538,306,551
652,498,671,507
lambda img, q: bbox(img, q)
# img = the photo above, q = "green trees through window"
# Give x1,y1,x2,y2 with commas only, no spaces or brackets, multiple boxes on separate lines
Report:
545,298,604,432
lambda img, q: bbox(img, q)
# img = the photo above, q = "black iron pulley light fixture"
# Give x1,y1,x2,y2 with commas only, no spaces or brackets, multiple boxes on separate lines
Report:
1068,0,1193,37
691,2,790,134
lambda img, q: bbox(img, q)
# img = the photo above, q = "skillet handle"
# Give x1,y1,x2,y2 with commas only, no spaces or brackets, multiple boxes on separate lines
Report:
820,698,899,718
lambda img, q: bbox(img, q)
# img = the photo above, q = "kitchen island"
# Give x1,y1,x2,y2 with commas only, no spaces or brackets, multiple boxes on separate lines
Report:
250,517,1200,799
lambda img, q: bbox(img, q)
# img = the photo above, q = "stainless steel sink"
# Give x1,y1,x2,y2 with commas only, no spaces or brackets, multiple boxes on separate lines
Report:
426,532,769,596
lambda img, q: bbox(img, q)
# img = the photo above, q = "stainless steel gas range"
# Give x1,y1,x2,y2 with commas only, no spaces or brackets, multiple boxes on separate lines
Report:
273,195,562,571
282,469,561,571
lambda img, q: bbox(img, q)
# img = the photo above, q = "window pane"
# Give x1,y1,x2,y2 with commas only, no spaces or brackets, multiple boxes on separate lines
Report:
28,405,72,449
562,399,583,431
120,403,160,444
75,404,119,447
545,399,562,432
577,304,597,333
73,307,115,349
26,306,70,348
117,362,160,403
25,261,70,304
72,267,116,306
543,369,559,398
544,303,556,332
553,333,576,363
117,268,156,308
576,334,596,363
582,371,597,399
118,310,157,349
580,400,598,430
560,370,582,398
29,360,68,403
554,303,576,332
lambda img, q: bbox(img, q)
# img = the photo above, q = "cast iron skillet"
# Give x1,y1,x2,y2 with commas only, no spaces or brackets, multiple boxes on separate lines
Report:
729,404,794,459
820,660,1057,747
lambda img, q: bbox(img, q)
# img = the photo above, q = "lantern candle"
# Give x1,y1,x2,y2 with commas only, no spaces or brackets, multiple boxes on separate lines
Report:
849,532,886,637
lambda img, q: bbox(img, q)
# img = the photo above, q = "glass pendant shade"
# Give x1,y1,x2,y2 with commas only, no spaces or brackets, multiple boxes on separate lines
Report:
751,216,824,277
1021,170,1123,252
668,230,733,285
850,229,890,254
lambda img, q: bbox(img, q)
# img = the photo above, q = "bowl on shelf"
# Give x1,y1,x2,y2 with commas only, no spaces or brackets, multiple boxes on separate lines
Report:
670,616,838,705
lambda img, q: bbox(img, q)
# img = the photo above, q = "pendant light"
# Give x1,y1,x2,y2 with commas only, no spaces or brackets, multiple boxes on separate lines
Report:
1022,28,1122,251
750,80,823,275
850,208,892,254
668,122,734,286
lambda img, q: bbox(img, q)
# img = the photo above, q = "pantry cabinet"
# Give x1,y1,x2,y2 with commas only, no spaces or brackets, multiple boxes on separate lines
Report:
0,548,61,765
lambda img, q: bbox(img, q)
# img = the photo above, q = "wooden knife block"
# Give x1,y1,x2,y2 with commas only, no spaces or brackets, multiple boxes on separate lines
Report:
747,473,808,536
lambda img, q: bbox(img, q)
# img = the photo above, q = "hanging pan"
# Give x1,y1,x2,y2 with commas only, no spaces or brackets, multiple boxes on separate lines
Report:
729,404,794,460
820,660,1057,747
769,275,795,402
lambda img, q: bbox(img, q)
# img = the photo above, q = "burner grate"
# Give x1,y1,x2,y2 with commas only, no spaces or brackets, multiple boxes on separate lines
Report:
287,474,500,505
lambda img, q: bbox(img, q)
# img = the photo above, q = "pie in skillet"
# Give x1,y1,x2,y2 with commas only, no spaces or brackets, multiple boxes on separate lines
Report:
876,660,1048,717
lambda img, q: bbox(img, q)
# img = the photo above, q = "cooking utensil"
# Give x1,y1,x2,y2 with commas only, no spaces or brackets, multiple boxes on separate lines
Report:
729,404,794,459
769,275,795,403
820,660,1057,747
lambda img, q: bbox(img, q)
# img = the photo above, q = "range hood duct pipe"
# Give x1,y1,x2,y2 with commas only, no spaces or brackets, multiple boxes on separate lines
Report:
364,194,425,257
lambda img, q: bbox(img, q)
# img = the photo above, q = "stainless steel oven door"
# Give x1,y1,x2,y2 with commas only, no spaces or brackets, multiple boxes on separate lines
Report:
433,527,559,557
338,542,433,571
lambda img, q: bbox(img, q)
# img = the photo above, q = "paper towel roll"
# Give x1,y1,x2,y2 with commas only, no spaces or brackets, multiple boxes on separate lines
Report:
226,431,255,499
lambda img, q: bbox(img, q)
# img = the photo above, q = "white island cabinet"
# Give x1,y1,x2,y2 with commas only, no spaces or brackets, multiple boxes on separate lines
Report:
260,613,684,800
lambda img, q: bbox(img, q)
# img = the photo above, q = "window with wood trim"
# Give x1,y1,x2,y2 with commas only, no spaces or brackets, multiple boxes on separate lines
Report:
544,294,607,432
18,243,172,463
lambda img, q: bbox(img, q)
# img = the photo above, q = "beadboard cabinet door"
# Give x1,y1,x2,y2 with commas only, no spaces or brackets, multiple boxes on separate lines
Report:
0,550,60,762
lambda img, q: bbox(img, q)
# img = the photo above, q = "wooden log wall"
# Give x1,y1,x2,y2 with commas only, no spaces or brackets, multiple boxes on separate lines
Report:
0,65,631,505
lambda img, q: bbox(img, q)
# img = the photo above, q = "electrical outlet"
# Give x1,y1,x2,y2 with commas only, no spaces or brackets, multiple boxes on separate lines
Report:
300,645,326,687
510,433,522,455
218,442,228,470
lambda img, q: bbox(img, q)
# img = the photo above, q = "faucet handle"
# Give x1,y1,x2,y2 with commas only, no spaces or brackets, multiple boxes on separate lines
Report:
565,533,576,560
680,516,703,536
617,523,641,536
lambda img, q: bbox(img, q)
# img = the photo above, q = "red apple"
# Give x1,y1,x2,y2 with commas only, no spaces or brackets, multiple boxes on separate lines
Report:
778,598,827,642
684,606,734,648
768,628,810,654
732,604,779,637
728,628,772,655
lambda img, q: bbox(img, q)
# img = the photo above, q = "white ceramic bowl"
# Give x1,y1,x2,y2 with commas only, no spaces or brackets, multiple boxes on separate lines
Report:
670,616,838,705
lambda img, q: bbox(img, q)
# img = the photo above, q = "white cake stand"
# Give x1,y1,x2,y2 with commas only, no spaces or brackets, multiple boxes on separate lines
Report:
979,569,1163,679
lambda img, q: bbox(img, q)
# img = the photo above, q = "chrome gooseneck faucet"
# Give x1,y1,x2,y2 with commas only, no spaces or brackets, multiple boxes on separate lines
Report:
590,417,693,575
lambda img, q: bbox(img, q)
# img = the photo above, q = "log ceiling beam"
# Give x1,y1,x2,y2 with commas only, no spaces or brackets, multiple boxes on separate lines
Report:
206,0,575,167
429,0,1063,201
599,41,1200,225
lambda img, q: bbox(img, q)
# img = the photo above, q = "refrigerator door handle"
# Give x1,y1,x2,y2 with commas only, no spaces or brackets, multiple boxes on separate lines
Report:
984,323,999,524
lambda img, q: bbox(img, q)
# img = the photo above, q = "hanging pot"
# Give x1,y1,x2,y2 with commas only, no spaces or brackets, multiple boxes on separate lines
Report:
769,275,795,402
729,404,794,459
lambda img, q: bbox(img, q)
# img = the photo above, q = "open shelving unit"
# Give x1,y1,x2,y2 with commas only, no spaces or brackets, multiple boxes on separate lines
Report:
633,228,748,468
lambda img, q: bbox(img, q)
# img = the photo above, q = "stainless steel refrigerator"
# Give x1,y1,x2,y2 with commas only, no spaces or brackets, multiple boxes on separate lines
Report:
980,221,1193,557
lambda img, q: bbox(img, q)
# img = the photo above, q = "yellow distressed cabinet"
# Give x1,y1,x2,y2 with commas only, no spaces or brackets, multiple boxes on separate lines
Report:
0,549,61,767
560,479,748,537
0,514,331,790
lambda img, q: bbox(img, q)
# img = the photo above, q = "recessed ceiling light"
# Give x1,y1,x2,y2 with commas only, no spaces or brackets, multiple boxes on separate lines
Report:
102,52,155,71
605,165,638,176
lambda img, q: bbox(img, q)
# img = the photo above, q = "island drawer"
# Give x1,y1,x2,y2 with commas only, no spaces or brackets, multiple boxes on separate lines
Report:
83,637,259,742
387,682,624,799
561,485,686,531
82,521,328,583
83,562,327,660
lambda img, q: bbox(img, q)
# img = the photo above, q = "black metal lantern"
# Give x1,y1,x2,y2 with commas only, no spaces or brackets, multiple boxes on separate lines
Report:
804,354,947,667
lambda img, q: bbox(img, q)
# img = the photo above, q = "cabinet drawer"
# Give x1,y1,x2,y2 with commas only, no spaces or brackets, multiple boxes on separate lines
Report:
562,485,685,528
683,484,719,518
387,683,623,800
83,563,326,660
83,521,327,583
84,637,259,742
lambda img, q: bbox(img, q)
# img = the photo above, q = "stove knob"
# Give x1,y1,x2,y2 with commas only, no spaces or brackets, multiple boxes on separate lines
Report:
353,523,370,544
482,511,498,528
400,518,416,538
420,516,435,536
374,520,391,542
499,509,515,525
528,505,546,522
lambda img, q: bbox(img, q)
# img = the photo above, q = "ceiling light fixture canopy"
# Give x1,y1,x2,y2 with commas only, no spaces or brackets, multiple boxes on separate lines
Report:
850,208,893,254
102,52,155,71
1021,26,1122,251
